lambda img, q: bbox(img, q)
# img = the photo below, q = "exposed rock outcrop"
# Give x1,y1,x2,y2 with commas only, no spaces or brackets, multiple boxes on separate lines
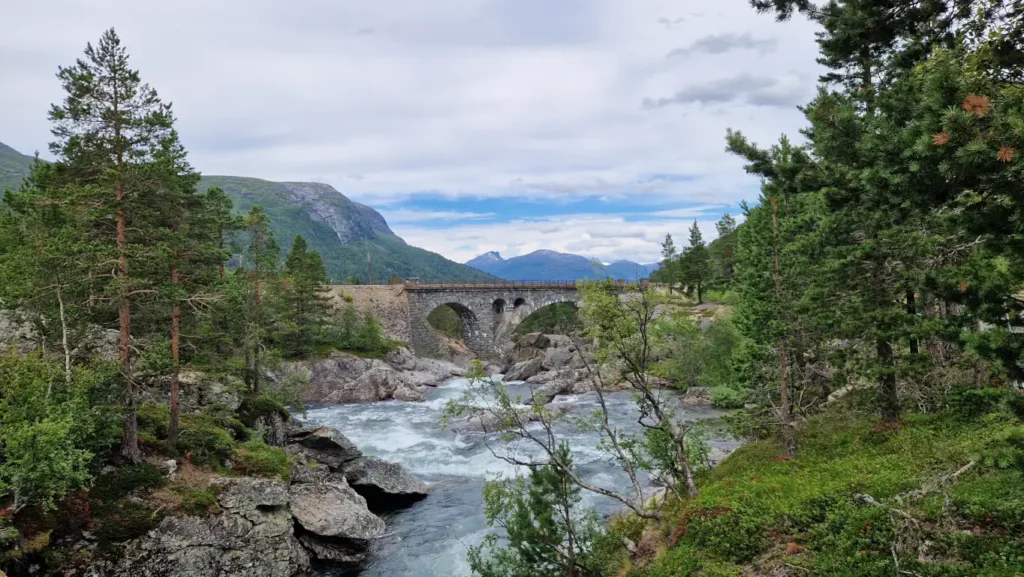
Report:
283,347,464,404
0,310,119,361
80,478,309,577
343,456,430,510
285,425,362,468
289,477,385,566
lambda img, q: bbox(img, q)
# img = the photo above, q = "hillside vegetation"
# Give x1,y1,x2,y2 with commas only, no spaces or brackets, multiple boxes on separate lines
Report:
200,175,496,283
0,141,36,195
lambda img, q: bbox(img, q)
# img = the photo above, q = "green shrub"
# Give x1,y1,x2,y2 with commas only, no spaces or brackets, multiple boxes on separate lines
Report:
178,425,235,467
949,387,1020,420
178,486,220,516
137,401,170,440
90,462,166,502
236,395,288,428
94,500,163,545
232,439,291,480
709,386,746,409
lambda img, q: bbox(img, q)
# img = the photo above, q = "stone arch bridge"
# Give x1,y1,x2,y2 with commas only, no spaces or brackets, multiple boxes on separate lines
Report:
328,282,580,359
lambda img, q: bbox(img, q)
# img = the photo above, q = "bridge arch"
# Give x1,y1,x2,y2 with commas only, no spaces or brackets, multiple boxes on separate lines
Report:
405,285,579,359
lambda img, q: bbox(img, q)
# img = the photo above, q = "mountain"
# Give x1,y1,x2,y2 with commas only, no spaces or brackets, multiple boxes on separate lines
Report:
0,140,496,283
0,141,37,194
201,176,497,283
465,250,657,281
464,251,506,276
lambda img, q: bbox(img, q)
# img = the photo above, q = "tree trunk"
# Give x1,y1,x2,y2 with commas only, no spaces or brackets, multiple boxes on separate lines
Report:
117,203,140,462
252,266,262,393
906,289,919,355
56,284,72,392
168,266,181,448
876,339,900,424
770,197,797,457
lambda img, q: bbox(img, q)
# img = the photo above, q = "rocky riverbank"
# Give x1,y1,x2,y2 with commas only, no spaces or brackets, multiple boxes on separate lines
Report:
282,346,466,404
68,425,429,577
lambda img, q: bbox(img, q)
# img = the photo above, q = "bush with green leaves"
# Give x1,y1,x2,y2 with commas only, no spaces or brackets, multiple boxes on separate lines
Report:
468,444,603,577
178,425,235,467
89,463,166,503
232,439,291,480
656,315,746,392
0,354,119,512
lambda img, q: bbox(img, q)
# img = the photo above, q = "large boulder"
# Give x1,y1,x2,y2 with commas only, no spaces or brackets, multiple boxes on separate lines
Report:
289,478,385,566
287,352,382,403
343,456,430,510
392,382,426,402
0,310,118,361
286,426,362,468
87,478,309,577
286,348,464,404
505,356,545,382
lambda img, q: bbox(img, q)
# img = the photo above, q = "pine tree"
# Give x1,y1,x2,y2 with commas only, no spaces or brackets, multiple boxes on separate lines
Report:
712,213,739,285
656,233,679,290
728,132,825,457
47,29,185,461
679,221,711,304
242,206,279,393
279,235,331,357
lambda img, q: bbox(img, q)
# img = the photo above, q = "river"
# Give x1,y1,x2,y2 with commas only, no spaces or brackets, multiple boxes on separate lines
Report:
306,377,737,577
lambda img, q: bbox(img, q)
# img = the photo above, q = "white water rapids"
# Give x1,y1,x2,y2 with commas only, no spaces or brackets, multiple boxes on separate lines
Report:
306,377,737,577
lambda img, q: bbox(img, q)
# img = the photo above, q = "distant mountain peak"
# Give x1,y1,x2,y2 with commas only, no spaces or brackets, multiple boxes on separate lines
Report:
465,249,659,281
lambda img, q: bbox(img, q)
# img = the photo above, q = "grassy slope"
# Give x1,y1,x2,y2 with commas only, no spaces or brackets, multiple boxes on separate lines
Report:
612,402,1024,576
201,175,498,283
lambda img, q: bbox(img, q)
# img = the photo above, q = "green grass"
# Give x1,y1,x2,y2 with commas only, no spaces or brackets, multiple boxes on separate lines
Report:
615,405,1024,576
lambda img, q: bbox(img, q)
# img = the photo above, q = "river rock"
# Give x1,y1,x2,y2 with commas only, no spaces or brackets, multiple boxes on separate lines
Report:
392,382,426,402
505,356,545,382
286,425,362,468
343,456,430,510
84,478,308,577
287,348,464,404
288,479,385,545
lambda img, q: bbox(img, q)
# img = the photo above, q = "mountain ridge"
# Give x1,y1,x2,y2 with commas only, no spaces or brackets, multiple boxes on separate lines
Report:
0,140,495,283
465,249,658,281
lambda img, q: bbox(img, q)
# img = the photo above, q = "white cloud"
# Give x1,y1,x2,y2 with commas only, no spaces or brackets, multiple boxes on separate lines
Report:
0,0,817,262
378,209,496,223
393,212,740,264
0,0,820,209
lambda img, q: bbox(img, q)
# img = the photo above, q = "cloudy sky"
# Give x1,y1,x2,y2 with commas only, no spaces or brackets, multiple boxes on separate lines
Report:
0,0,821,264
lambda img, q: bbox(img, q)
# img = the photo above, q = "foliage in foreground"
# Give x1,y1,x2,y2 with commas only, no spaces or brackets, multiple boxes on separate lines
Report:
606,394,1024,576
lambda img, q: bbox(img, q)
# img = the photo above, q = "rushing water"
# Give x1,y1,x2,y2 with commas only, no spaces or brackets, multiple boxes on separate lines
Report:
306,378,737,577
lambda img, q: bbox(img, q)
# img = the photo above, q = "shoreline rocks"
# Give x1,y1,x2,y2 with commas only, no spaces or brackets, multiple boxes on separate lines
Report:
285,347,465,404
74,423,430,577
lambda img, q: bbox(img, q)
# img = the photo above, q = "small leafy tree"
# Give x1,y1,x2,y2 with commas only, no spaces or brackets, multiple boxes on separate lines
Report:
468,444,603,577
0,354,117,512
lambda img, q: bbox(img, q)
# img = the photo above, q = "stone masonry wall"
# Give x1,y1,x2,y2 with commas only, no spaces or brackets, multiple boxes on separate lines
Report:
327,285,412,344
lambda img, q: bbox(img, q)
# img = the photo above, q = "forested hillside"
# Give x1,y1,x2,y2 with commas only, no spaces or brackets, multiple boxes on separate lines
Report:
0,151,496,284
199,176,496,283
0,141,36,194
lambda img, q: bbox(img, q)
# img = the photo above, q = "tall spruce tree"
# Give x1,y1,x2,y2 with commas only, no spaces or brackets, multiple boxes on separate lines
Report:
712,213,739,285
679,221,711,304
728,132,825,457
279,235,331,358
48,29,185,461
